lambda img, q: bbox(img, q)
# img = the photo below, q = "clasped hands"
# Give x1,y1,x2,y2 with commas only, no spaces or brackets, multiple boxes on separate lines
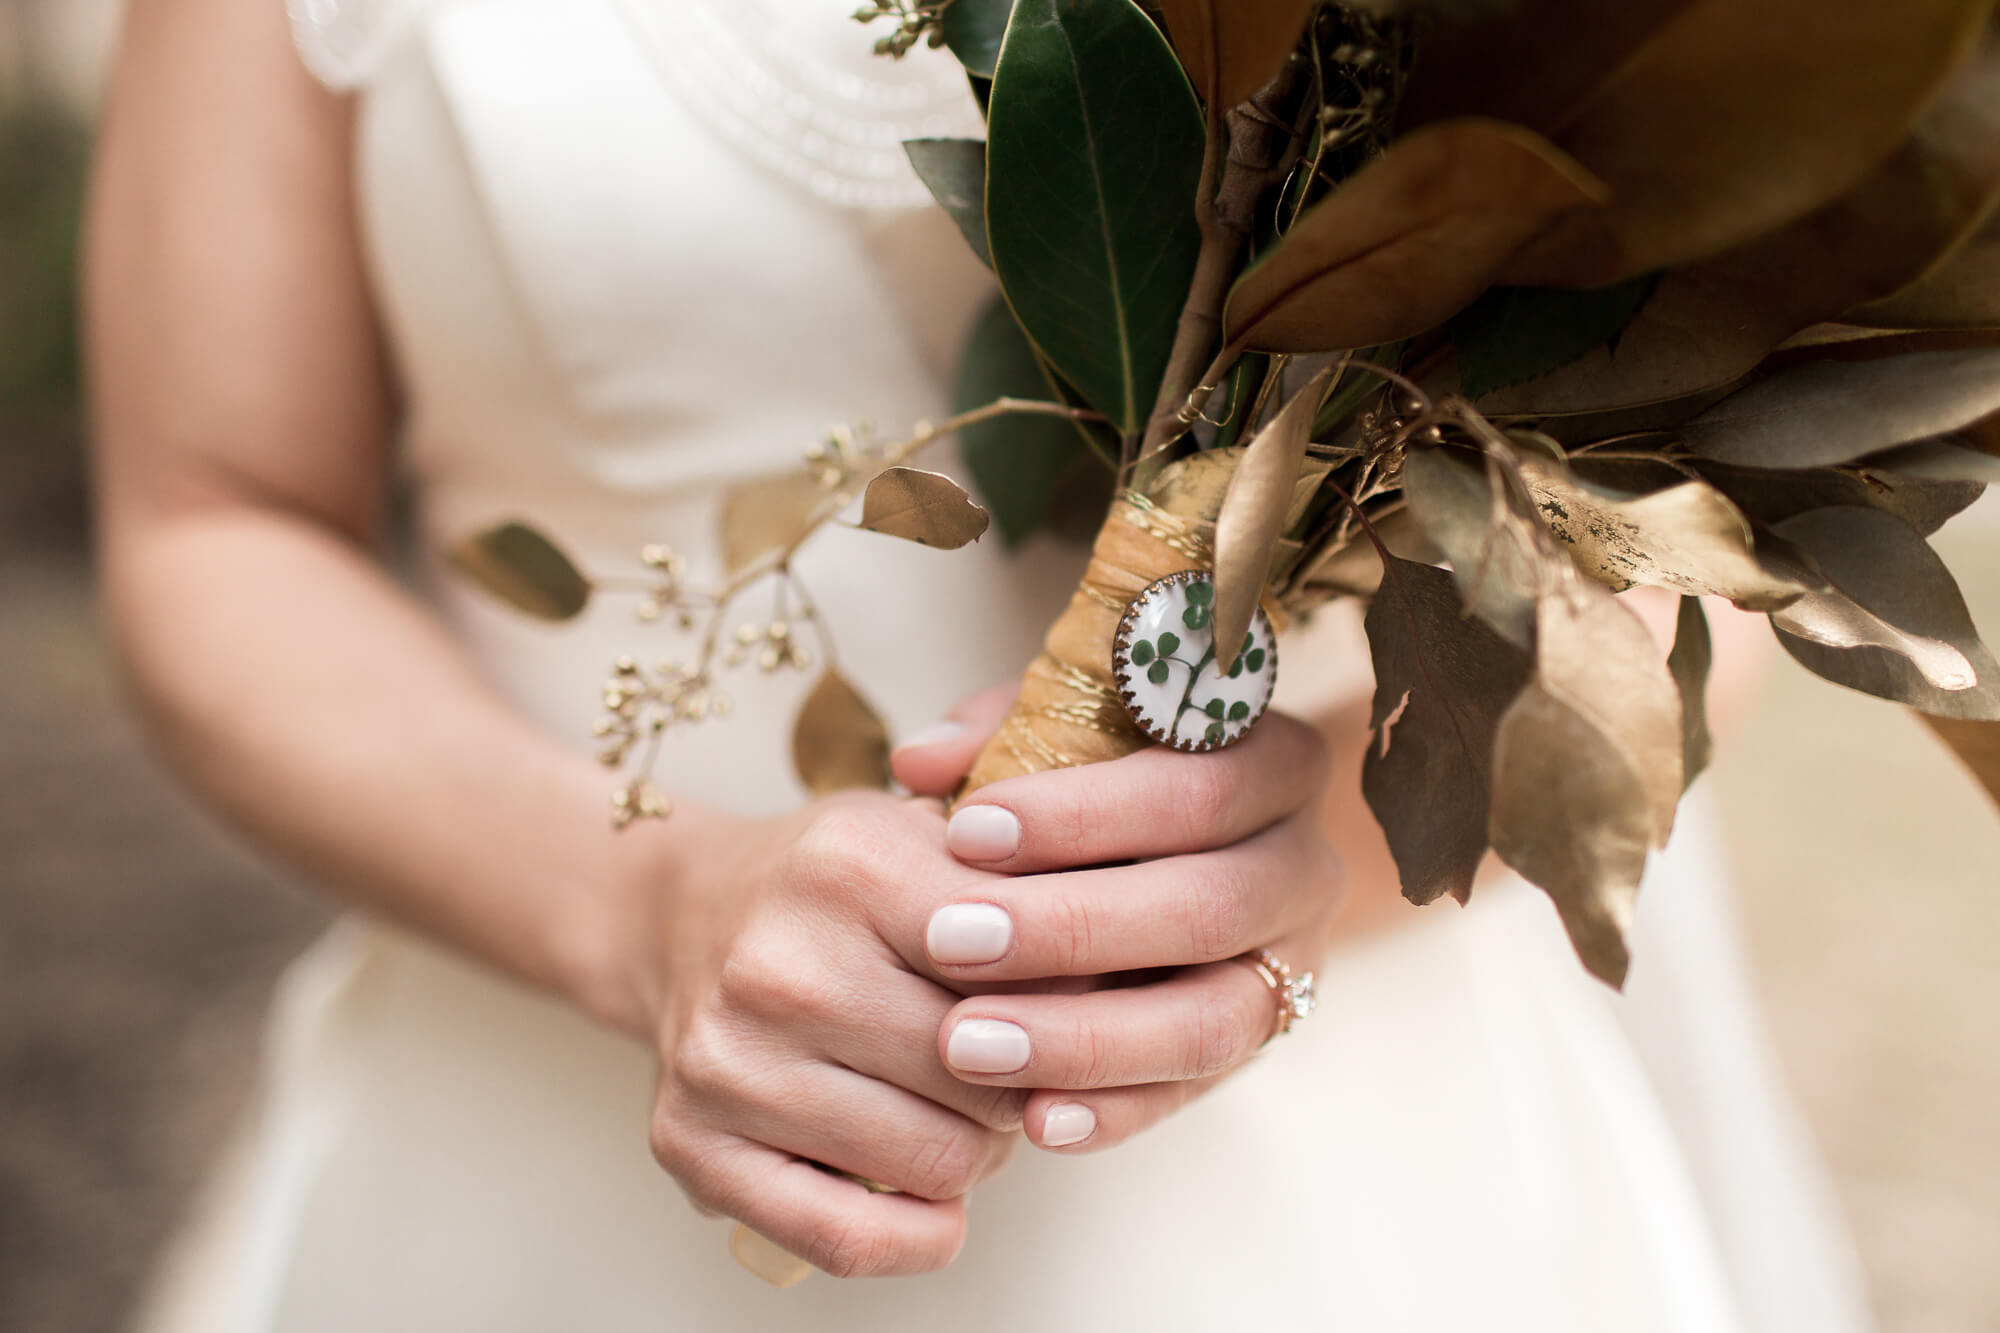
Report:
637,687,1344,1279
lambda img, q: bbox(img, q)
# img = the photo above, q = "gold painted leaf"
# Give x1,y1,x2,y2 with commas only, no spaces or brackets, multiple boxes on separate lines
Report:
1223,120,1608,354
1921,713,2000,813
1287,506,1438,603
791,669,893,797
1861,438,2000,484
1212,368,1331,671
1769,506,2000,719
1668,596,1715,790
1693,460,1985,538
447,521,592,622
1360,556,1533,906
1488,683,1652,988
1399,446,1544,647
859,467,991,550
1682,347,2000,470
1496,0,1997,287
1518,456,1815,610
1153,0,1317,112
721,472,835,576
1535,582,1686,847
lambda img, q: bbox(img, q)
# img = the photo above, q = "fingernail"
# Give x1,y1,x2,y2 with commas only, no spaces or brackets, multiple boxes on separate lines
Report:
946,805,1020,862
926,903,1014,966
1040,1102,1096,1148
894,721,965,753
946,1018,1031,1074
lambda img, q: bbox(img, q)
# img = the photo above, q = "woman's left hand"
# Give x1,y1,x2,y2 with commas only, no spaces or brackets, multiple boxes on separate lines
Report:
891,690,1345,1156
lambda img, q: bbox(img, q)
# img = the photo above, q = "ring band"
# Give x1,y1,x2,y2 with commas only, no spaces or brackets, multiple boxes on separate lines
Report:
1239,948,1317,1042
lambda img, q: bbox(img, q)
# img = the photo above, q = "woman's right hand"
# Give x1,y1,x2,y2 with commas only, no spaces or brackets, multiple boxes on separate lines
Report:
623,789,1026,1279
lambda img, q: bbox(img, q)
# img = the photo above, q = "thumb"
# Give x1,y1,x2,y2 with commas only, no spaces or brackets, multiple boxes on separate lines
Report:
891,682,1019,797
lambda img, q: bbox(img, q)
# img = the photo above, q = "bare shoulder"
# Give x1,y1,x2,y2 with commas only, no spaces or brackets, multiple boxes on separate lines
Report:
88,0,394,542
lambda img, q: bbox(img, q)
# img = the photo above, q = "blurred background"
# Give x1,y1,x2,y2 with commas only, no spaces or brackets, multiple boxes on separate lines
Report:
2,3,1997,1330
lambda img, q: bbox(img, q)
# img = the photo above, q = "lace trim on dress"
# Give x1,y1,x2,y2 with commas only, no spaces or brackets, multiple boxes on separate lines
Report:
287,0,430,90
612,0,983,211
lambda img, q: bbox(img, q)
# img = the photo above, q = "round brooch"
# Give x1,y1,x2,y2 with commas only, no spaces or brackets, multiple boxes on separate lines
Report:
1111,571,1278,752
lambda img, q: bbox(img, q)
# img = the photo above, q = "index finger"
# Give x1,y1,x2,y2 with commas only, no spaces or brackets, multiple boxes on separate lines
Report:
942,711,1330,874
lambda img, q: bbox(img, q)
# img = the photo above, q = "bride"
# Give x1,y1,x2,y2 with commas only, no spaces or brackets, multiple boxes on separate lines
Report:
91,0,1873,1327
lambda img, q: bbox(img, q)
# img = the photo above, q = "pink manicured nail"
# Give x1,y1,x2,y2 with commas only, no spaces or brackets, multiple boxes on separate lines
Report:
894,721,965,753
927,903,1014,966
1040,1103,1096,1147
946,1019,1031,1074
946,805,1020,862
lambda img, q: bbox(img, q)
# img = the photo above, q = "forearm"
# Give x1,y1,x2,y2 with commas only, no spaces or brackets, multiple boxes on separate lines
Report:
101,499,719,1036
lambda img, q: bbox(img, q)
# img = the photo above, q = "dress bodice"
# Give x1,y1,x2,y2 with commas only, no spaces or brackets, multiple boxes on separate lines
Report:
343,0,1080,813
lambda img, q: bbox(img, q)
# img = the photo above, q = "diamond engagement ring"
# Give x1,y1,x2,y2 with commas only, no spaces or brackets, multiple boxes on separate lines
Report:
1239,949,1316,1043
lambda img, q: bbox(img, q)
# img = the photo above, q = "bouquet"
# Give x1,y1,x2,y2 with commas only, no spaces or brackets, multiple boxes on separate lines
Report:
453,0,2000,989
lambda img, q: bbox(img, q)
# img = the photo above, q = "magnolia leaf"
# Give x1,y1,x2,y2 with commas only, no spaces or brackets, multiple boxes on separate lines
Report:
1682,348,2000,470
720,472,832,576
1450,277,1659,400
1694,460,1985,538
1153,0,1317,112
1922,713,2000,813
1223,120,1609,355
792,669,893,796
1148,446,1241,525
1535,582,1686,847
859,467,991,549
1863,438,2000,484
1494,0,1996,288
1360,556,1532,906
448,522,592,622
1212,367,1331,671
1488,683,1651,988
1399,446,1543,647
954,298,1110,546
1518,456,1814,610
940,0,1015,76
986,0,1205,433
1849,219,2000,329
1479,40,2000,416
904,139,991,269
1288,506,1438,602
1770,506,2000,719
1668,596,1715,789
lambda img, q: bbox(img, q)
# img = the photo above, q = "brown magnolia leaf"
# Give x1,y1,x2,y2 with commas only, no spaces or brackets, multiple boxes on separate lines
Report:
1848,223,2000,329
1496,0,1996,287
1770,506,2000,719
1535,582,1686,846
1213,368,1331,671
791,669,893,797
1682,348,2000,469
1223,120,1609,355
1399,446,1544,647
1488,683,1652,988
1360,556,1532,906
1480,38,2000,415
1693,460,1985,538
1921,713,2000,812
721,472,835,576
1153,0,1316,112
859,467,990,550
1863,438,2000,484
447,521,592,622
1518,456,1814,610
1668,596,1715,790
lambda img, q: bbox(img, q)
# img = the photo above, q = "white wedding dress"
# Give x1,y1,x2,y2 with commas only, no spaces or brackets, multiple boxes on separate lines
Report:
143,2,1874,1328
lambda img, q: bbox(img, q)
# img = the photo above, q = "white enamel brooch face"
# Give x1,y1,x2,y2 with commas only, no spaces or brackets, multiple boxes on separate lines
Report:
1112,571,1278,752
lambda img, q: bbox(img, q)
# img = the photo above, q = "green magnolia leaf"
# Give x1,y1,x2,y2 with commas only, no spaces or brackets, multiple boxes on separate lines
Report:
954,299,1109,546
903,138,991,269
1769,505,2000,720
1451,276,1659,399
942,0,1016,76
1682,347,2000,469
1361,556,1533,907
986,0,1205,433
448,521,592,622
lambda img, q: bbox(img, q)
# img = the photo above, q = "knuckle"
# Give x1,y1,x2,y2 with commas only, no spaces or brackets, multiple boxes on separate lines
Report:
1185,860,1252,964
1187,986,1250,1080
808,1213,898,1280
1071,1014,1118,1089
1177,761,1236,836
718,927,839,1024
1046,891,1099,974
900,1128,986,1201
668,1010,738,1100
784,803,882,900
